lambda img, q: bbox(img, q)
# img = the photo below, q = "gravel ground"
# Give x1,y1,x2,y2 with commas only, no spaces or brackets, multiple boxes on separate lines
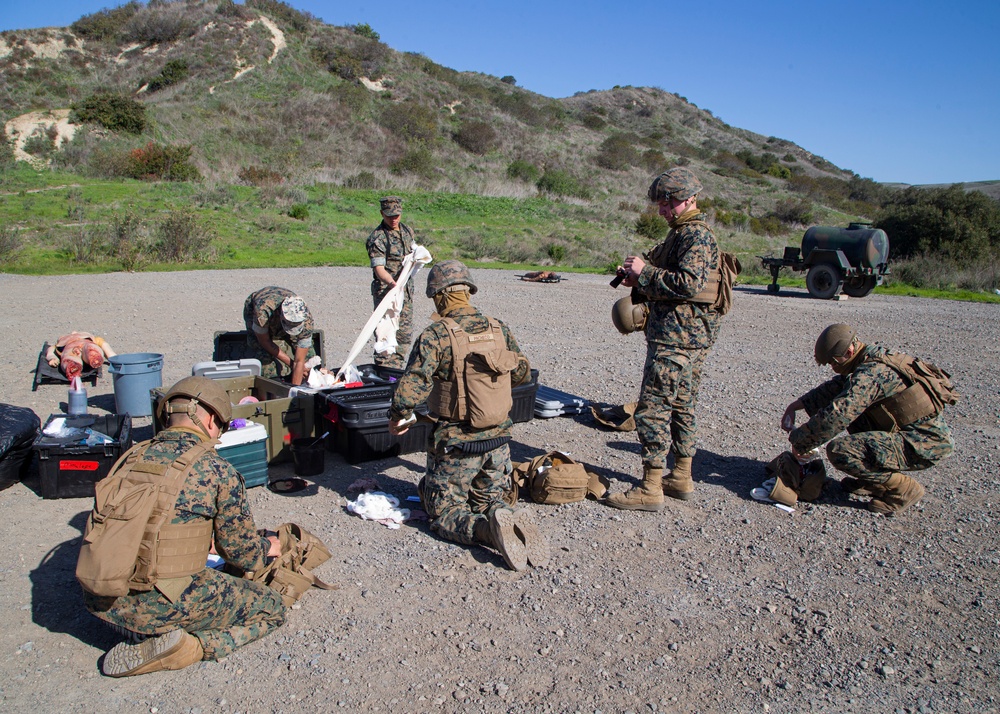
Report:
0,267,997,714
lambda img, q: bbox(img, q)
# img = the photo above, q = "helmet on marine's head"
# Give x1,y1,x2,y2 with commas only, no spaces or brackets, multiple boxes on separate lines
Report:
814,323,857,365
159,376,232,434
426,260,478,298
647,167,703,203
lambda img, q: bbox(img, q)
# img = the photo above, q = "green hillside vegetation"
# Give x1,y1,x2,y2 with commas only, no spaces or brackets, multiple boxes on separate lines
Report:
0,0,997,300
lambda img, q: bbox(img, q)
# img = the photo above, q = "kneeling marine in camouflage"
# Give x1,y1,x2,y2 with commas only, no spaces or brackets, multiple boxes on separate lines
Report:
78,376,287,677
389,260,548,570
781,324,957,516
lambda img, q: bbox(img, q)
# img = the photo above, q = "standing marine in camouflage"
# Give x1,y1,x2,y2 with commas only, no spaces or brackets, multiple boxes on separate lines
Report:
81,377,286,677
781,324,955,516
607,167,724,511
389,260,548,571
243,286,316,385
367,196,416,368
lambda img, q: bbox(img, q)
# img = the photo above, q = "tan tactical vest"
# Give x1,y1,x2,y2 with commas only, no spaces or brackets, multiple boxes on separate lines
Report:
428,317,517,428
76,438,216,597
862,350,959,431
645,220,740,314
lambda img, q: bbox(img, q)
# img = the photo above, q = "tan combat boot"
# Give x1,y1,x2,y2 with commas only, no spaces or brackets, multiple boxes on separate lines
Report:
841,477,887,498
868,472,925,516
606,467,664,512
512,508,550,568
475,510,528,571
102,629,203,677
662,456,694,500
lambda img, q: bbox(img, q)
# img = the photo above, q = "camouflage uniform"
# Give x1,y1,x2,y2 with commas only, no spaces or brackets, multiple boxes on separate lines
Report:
789,345,954,485
634,213,722,469
390,306,531,545
242,286,316,379
366,220,415,368
83,427,287,660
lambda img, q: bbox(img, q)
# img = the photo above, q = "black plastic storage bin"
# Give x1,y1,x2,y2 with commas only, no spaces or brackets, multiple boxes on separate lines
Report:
318,382,430,464
511,369,539,423
33,414,132,499
213,329,325,364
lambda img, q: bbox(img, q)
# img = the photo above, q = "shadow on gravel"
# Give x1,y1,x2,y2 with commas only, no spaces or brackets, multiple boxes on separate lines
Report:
31,510,117,650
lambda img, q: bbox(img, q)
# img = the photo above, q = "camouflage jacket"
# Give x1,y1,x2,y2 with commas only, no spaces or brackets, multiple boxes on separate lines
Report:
790,345,953,459
390,306,530,449
634,213,722,349
245,286,314,349
138,427,269,572
367,222,415,295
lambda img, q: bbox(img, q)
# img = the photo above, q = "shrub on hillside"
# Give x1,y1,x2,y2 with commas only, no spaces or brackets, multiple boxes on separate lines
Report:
287,203,309,220
537,169,590,199
344,171,379,189
507,159,540,183
500,75,516,86
875,185,1000,262
216,0,254,19
155,211,213,262
313,33,390,81
453,120,497,155
245,0,313,32
596,134,639,171
238,165,283,187
122,4,195,44
22,125,59,158
390,147,435,178
126,142,201,181
771,198,813,225
0,127,14,167
71,2,140,41
145,59,190,93
109,211,149,271
749,215,783,236
641,149,666,172
379,102,438,142
352,23,379,40
635,211,668,240
582,113,606,130
72,93,147,134
0,226,23,263
546,243,566,262
767,164,792,179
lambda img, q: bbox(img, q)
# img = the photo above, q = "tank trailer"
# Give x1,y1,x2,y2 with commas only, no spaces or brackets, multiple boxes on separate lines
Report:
759,222,890,299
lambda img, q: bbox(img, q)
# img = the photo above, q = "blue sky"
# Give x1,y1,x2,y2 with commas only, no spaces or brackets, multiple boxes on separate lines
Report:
3,0,998,185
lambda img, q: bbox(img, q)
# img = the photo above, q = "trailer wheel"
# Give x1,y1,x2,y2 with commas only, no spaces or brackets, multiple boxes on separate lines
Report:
843,275,877,298
806,263,843,299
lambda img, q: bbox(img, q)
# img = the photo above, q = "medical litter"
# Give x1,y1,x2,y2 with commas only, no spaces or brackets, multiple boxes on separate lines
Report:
346,491,410,529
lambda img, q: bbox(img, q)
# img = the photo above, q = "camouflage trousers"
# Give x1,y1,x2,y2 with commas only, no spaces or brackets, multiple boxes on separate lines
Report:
420,441,513,546
371,284,413,369
241,335,316,380
825,431,951,485
635,343,710,469
84,568,287,661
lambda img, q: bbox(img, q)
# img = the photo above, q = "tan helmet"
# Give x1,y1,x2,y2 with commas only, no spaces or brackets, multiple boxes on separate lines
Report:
611,295,649,334
159,376,233,432
814,323,856,365
426,259,478,298
648,167,703,203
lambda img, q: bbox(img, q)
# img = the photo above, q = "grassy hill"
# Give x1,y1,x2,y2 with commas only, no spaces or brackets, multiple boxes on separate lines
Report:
0,0,996,301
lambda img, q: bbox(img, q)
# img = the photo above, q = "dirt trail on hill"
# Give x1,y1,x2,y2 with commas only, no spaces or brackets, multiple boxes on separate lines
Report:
0,267,997,713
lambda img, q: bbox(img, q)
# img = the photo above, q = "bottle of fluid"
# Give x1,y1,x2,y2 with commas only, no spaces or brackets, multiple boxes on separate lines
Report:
67,377,88,416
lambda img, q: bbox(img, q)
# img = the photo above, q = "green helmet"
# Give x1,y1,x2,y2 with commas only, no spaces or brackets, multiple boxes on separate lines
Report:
611,295,648,335
426,259,478,298
648,167,703,202
159,376,232,432
814,323,856,365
